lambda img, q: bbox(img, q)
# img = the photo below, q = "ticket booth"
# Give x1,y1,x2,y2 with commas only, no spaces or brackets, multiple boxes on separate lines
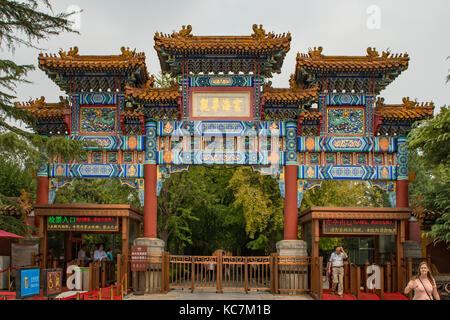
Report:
34,204,143,269
299,206,411,289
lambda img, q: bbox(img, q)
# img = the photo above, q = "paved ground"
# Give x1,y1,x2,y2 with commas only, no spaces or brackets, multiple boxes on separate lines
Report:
125,289,314,300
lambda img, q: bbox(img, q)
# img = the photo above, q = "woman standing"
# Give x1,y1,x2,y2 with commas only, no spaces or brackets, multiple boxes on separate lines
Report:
404,261,440,300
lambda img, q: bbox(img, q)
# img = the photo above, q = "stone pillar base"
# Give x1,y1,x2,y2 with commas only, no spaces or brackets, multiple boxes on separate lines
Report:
403,240,423,259
276,240,308,257
276,240,308,293
132,238,165,293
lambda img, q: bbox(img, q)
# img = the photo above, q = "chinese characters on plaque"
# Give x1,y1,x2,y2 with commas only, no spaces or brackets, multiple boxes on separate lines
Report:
191,92,251,120
47,216,118,232
322,219,396,235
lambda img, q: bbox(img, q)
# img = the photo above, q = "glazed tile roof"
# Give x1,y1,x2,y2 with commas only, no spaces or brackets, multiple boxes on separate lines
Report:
38,47,150,91
155,25,291,76
14,96,68,119
375,97,434,120
39,46,148,72
263,75,319,104
154,24,291,54
294,47,409,93
125,76,180,104
296,47,409,73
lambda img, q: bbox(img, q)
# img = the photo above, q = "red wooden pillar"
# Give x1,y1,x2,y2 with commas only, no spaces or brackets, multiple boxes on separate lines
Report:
35,176,49,227
283,164,298,240
143,163,157,238
396,180,408,208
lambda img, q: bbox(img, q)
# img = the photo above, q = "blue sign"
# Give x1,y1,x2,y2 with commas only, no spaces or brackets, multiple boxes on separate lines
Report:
19,268,40,297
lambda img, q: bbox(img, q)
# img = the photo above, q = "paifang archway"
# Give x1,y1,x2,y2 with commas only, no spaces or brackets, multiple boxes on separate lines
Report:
17,25,435,271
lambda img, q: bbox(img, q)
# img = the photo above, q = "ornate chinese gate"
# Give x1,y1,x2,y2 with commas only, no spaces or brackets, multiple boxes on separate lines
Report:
17,25,436,296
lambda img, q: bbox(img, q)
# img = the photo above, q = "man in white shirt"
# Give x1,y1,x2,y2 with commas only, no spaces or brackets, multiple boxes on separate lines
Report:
328,246,348,297
93,244,108,265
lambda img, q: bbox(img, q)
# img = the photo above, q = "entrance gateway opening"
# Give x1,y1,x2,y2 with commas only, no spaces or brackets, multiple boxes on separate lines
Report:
18,24,434,298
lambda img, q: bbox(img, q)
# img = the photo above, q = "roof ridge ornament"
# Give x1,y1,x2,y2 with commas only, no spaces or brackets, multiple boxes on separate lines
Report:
366,47,379,58
251,24,266,39
59,46,79,58
175,25,193,38
308,46,323,59
402,97,418,108
120,46,136,58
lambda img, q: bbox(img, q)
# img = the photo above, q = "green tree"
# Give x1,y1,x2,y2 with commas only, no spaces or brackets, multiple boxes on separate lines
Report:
0,157,36,235
0,1,86,206
227,167,284,254
408,107,450,246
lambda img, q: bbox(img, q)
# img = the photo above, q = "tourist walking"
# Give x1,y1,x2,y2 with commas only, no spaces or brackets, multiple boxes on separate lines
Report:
405,261,440,300
328,246,348,297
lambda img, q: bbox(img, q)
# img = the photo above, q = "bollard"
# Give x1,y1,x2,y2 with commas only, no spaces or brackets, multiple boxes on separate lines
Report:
110,286,114,300
99,289,102,300
76,292,80,300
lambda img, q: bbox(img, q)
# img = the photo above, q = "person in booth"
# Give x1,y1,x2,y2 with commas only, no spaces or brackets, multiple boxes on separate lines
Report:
93,243,108,266
77,244,90,266
328,246,348,298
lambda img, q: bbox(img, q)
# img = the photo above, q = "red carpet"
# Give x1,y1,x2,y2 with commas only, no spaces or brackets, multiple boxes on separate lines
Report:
359,292,380,300
322,289,408,300
323,289,356,300
382,292,409,300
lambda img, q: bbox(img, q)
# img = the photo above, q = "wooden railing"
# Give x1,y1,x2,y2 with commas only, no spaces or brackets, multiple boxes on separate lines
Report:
161,253,321,298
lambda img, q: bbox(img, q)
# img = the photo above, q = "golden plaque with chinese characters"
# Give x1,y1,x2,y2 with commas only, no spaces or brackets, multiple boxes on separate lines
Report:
190,89,252,121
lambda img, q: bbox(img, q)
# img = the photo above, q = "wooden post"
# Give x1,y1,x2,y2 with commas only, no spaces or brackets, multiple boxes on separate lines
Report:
244,257,249,293
318,256,323,300
217,254,222,293
344,262,349,293
121,217,129,264
89,263,93,292
190,258,195,292
396,220,405,292
40,216,48,270
102,263,106,288
379,266,384,300
386,262,391,293
311,219,320,263
117,254,122,284
125,272,128,295
407,257,413,300
165,252,170,292
273,253,278,294
356,266,361,300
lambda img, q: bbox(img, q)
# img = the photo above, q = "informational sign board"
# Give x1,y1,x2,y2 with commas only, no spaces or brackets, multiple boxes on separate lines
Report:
131,245,148,271
322,219,396,235
47,216,118,232
42,268,63,297
15,267,40,299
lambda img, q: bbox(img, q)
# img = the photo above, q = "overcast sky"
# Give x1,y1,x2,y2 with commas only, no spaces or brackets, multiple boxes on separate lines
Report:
7,0,450,114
